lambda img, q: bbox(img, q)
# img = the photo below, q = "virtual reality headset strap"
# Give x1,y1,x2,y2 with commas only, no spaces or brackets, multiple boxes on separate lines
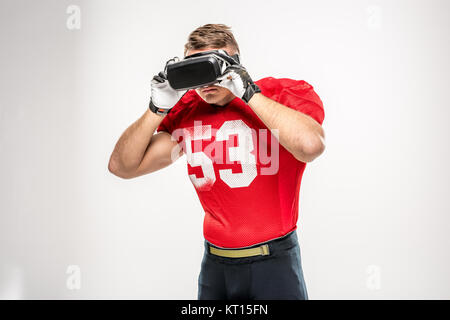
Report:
163,49,240,75
184,49,240,65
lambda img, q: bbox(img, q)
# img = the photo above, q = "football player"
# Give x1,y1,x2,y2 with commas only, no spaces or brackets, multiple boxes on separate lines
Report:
108,24,325,300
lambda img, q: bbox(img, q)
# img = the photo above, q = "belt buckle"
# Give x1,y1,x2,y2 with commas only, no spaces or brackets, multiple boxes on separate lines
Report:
260,244,270,256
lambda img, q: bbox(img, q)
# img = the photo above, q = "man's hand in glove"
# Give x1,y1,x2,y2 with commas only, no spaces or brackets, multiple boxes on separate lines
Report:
149,58,188,116
215,64,261,104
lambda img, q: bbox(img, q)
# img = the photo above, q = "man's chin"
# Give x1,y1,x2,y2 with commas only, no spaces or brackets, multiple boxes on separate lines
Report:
202,95,222,104
196,89,234,105
204,97,218,104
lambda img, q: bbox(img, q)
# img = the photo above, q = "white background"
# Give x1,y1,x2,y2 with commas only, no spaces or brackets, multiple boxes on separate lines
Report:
0,0,449,299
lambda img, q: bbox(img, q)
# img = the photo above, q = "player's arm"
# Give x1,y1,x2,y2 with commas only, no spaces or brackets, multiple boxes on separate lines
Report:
216,65,325,163
108,66,187,179
108,110,182,179
248,92,325,163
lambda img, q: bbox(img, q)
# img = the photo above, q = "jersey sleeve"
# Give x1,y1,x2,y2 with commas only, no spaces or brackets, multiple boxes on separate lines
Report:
156,109,175,134
275,79,325,125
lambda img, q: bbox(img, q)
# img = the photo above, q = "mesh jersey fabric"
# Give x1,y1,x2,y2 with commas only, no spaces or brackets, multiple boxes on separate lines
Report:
156,77,325,248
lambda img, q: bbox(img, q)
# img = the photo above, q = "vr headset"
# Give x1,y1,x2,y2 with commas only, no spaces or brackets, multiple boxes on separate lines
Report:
164,49,240,90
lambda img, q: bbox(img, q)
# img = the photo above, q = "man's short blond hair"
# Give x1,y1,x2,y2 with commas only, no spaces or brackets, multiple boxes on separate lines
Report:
184,24,240,57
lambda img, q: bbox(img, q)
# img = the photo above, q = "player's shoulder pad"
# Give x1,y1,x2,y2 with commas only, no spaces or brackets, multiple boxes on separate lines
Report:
255,77,314,99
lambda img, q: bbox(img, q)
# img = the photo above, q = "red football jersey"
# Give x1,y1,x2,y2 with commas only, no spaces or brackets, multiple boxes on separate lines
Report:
156,77,324,248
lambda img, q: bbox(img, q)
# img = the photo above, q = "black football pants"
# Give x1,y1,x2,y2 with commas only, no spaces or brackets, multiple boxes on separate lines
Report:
197,230,308,300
